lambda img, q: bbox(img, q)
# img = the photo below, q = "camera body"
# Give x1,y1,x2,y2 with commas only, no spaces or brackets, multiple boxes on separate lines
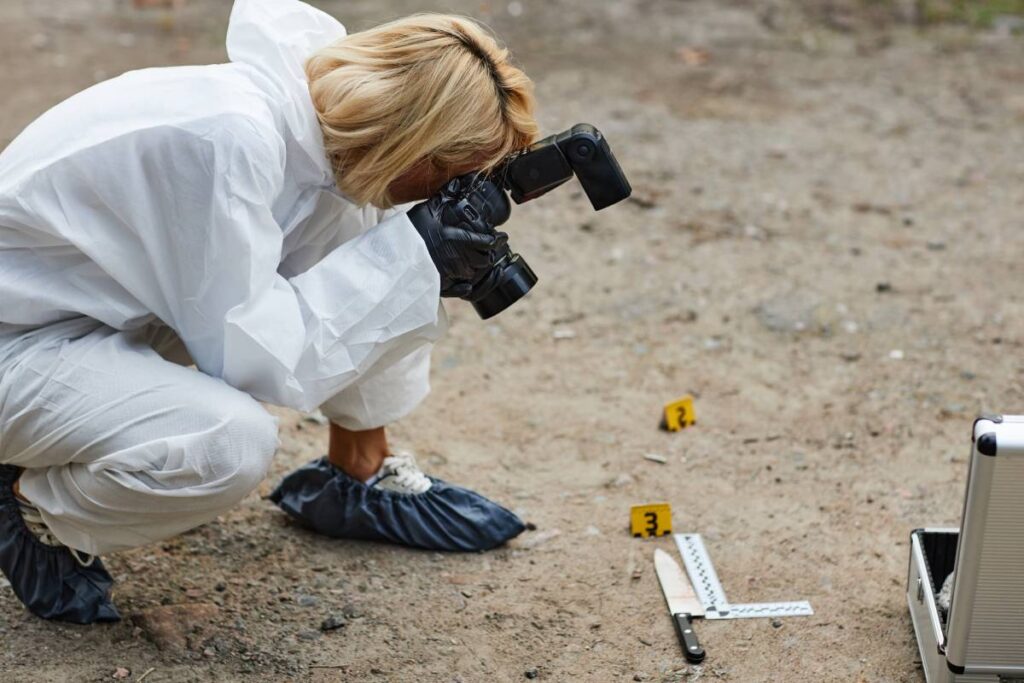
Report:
454,123,632,319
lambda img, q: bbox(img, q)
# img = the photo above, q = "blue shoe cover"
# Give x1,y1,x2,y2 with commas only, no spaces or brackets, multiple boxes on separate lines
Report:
270,457,525,551
0,466,120,624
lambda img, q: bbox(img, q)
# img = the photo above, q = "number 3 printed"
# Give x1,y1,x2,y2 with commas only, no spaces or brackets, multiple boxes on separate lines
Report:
645,511,659,535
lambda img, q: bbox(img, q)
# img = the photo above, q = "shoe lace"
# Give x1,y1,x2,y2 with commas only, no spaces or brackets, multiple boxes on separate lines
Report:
381,453,431,494
17,499,97,568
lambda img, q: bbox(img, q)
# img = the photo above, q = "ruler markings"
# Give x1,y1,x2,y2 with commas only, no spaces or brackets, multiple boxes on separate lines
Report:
674,533,729,612
705,601,814,620
673,533,814,620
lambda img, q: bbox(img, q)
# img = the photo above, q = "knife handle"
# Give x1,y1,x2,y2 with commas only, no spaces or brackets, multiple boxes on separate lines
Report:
673,613,705,663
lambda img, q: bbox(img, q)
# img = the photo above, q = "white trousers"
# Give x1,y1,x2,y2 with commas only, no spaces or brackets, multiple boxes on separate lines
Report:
0,317,431,555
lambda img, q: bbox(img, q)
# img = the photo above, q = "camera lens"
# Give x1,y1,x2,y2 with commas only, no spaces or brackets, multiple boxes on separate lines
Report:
471,253,538,320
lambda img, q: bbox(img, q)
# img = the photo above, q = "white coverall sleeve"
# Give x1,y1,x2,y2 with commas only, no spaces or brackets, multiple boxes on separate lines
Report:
18,118,445,412
315,200,437,430
319,343,433,431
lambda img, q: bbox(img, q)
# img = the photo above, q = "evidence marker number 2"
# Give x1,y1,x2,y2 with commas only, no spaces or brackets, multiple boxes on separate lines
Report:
661,395,696,432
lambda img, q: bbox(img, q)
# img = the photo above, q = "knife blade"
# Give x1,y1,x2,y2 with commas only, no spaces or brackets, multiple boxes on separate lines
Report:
654,548,706,663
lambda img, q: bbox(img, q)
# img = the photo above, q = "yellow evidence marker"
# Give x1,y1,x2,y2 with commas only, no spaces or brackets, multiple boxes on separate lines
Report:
661,395,696,432
630,503,672,538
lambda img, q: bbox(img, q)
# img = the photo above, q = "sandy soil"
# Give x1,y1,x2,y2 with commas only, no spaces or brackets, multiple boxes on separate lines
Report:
1,0,1023,681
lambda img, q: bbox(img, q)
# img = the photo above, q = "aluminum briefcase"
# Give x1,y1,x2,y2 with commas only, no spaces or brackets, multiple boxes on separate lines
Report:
907,415,1024,682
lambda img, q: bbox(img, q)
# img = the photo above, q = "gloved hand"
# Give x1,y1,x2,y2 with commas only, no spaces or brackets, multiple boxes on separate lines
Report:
408,174,512,299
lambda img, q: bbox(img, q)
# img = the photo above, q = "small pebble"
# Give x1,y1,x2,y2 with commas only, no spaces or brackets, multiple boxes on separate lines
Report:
320,615,346,631
608,473,634,488
940,403,966,417
771,619,783,628
519,529,561,549
524,668,539,679
296,594,319,608
643,453,667,464
875,282,892,293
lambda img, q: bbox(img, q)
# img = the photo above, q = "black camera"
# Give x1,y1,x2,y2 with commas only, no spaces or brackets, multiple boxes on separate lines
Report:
456,123,632,319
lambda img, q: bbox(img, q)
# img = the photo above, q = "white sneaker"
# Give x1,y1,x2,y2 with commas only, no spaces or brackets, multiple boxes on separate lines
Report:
371,453,432,494
17,496,96,567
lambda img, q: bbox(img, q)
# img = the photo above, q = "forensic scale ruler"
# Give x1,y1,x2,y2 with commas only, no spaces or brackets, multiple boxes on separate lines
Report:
673,533,814,620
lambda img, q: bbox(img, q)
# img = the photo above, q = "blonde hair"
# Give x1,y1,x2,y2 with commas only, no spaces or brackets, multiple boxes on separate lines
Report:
306,14,539,207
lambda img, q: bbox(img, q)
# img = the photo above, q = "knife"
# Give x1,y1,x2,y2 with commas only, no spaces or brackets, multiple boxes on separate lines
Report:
654,548,706,663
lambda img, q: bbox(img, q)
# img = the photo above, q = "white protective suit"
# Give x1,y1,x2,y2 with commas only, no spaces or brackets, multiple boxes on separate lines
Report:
0,0,447,554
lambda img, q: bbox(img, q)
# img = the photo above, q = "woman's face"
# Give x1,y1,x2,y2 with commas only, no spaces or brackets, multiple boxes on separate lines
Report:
387,155,490,205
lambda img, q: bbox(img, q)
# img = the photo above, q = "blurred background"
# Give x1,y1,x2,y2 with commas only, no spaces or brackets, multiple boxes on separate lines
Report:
0,1,1022,681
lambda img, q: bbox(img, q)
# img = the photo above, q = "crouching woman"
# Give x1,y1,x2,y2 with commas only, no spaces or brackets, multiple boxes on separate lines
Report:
0,0,537,623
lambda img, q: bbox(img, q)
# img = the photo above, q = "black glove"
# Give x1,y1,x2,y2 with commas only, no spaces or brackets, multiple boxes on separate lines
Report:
408,174,512,299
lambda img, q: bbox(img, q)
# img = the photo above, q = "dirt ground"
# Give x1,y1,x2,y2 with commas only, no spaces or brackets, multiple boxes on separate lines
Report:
1,0,1023,681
